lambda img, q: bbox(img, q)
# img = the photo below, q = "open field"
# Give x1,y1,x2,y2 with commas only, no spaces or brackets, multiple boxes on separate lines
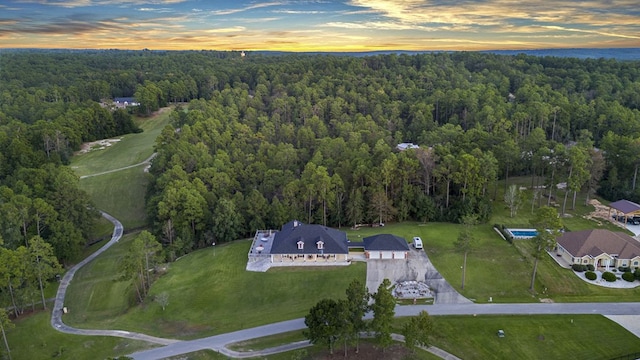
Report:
71,108,172,229
425,314,640,360
5,311,155,360
79,166,150,229
70,109,172,177
64,237,366,339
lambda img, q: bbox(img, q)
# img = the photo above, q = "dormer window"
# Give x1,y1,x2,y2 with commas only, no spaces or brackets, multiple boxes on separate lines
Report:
317,241,324,250
297,240,304,250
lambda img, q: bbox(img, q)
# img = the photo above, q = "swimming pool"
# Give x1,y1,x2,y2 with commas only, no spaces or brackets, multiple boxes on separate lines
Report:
506,228,538,239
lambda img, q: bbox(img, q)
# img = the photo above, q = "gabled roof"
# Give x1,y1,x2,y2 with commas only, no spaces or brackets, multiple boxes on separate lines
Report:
270,220,349,255
557,229,640,259
363,234,410,251
609,199,640,215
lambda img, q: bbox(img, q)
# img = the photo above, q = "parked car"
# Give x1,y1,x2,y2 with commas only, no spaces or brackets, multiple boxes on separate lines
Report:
412,237,423,249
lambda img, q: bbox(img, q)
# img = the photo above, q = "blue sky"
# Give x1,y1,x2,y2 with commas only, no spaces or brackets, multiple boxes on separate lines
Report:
1,0,639,51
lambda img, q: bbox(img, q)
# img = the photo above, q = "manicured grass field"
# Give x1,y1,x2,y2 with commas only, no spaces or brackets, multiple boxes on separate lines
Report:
426,314,640,360
64,236,366,339
5,311,154,360
79,166,150,229
71,108,172,229
70,109,172,176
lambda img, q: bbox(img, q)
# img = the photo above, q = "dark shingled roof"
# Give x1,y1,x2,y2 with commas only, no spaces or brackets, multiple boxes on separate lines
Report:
270,220,349,255
609,199,640,215
556,229,640,259
363,234,410,251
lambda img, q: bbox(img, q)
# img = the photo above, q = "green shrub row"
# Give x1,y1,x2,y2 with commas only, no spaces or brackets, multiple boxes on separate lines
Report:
622,272,635,282
572,264,588,272
602,272,617,282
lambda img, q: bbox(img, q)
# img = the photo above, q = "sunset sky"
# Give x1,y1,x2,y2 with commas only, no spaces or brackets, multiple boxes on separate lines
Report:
1,0,639,51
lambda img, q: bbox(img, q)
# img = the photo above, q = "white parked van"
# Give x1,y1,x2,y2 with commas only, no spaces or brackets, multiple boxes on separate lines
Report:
413,237,423,249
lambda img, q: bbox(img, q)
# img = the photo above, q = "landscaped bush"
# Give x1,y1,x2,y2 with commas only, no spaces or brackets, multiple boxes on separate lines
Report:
572,264,587,272
585,271,597,281
622,272,635,282
602,271,617,282
635,268,640,280
586,264,595,271
618,266,631,272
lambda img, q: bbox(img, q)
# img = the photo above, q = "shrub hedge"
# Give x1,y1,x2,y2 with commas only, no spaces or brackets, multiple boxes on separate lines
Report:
602,271,617,282
618,266,631,272
585,271,597,281
622,272,635,282
572,264,587,272
586,264,595,271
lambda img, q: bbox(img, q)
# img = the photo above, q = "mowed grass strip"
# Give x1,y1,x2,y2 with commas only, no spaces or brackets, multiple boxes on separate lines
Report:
70,109,172,176
64,238,366,339
79,166,149,229
6,312,155,360
226,330,306,352
64,233,139,325
425,314,640,360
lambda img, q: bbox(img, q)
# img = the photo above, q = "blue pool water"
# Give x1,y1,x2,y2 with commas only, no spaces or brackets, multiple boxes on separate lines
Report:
510,230,538,237
505,229,539,239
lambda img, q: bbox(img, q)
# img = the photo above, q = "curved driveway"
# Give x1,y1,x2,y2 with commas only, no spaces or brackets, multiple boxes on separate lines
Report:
50,212,640,359
50,211,179,346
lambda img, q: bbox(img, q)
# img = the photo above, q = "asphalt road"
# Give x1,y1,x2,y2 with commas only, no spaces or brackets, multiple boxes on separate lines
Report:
128,302,640,359
49,212,640,359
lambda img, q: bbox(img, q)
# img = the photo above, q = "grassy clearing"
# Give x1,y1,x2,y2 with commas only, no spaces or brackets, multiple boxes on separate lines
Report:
71,108,172,229
64,233,139,325
5,311,155,360
424,314,640,360
70,109,172,176
64,238,366,339
79,166,150,229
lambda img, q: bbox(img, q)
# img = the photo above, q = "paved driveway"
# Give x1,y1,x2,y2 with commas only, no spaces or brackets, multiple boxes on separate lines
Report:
366,248,471,304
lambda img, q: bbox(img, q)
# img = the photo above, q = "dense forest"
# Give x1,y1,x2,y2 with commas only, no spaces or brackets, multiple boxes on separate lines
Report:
1,50,640,305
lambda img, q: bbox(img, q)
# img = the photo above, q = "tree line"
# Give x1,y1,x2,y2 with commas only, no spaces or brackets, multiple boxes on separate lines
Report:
141,51,639,258
305,278,433,355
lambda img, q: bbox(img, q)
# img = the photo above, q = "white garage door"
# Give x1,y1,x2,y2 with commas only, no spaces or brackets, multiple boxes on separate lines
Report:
393,251,406,259
368,251,380,259
381,251,393,259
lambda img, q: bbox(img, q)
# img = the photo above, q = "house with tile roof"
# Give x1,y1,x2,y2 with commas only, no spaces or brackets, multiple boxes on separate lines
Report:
363,234,410,259
555,229,640,269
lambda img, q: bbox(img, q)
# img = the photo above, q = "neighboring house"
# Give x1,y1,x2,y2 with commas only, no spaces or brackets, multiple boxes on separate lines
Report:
363,234,410,259
396,142,420,151
114,97,139,108
555,229,640,269
268,220,349,264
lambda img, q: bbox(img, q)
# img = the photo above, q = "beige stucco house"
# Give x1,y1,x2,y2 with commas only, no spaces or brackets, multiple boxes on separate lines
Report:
555,229,640,269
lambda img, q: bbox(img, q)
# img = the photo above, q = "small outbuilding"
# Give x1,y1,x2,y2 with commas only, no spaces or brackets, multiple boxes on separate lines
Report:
363,234,410,259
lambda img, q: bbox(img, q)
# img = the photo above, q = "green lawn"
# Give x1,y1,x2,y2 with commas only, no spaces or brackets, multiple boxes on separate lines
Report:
71,108,172,229
79,166,150,229
425,314,640,360
64,236,366,339
70,110,172,176
5,311,155,360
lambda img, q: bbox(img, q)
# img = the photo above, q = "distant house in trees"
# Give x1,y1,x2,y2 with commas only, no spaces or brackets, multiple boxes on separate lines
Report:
363,234,410,259
114,97,139,109
396,142,420,151
555,229,640,269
